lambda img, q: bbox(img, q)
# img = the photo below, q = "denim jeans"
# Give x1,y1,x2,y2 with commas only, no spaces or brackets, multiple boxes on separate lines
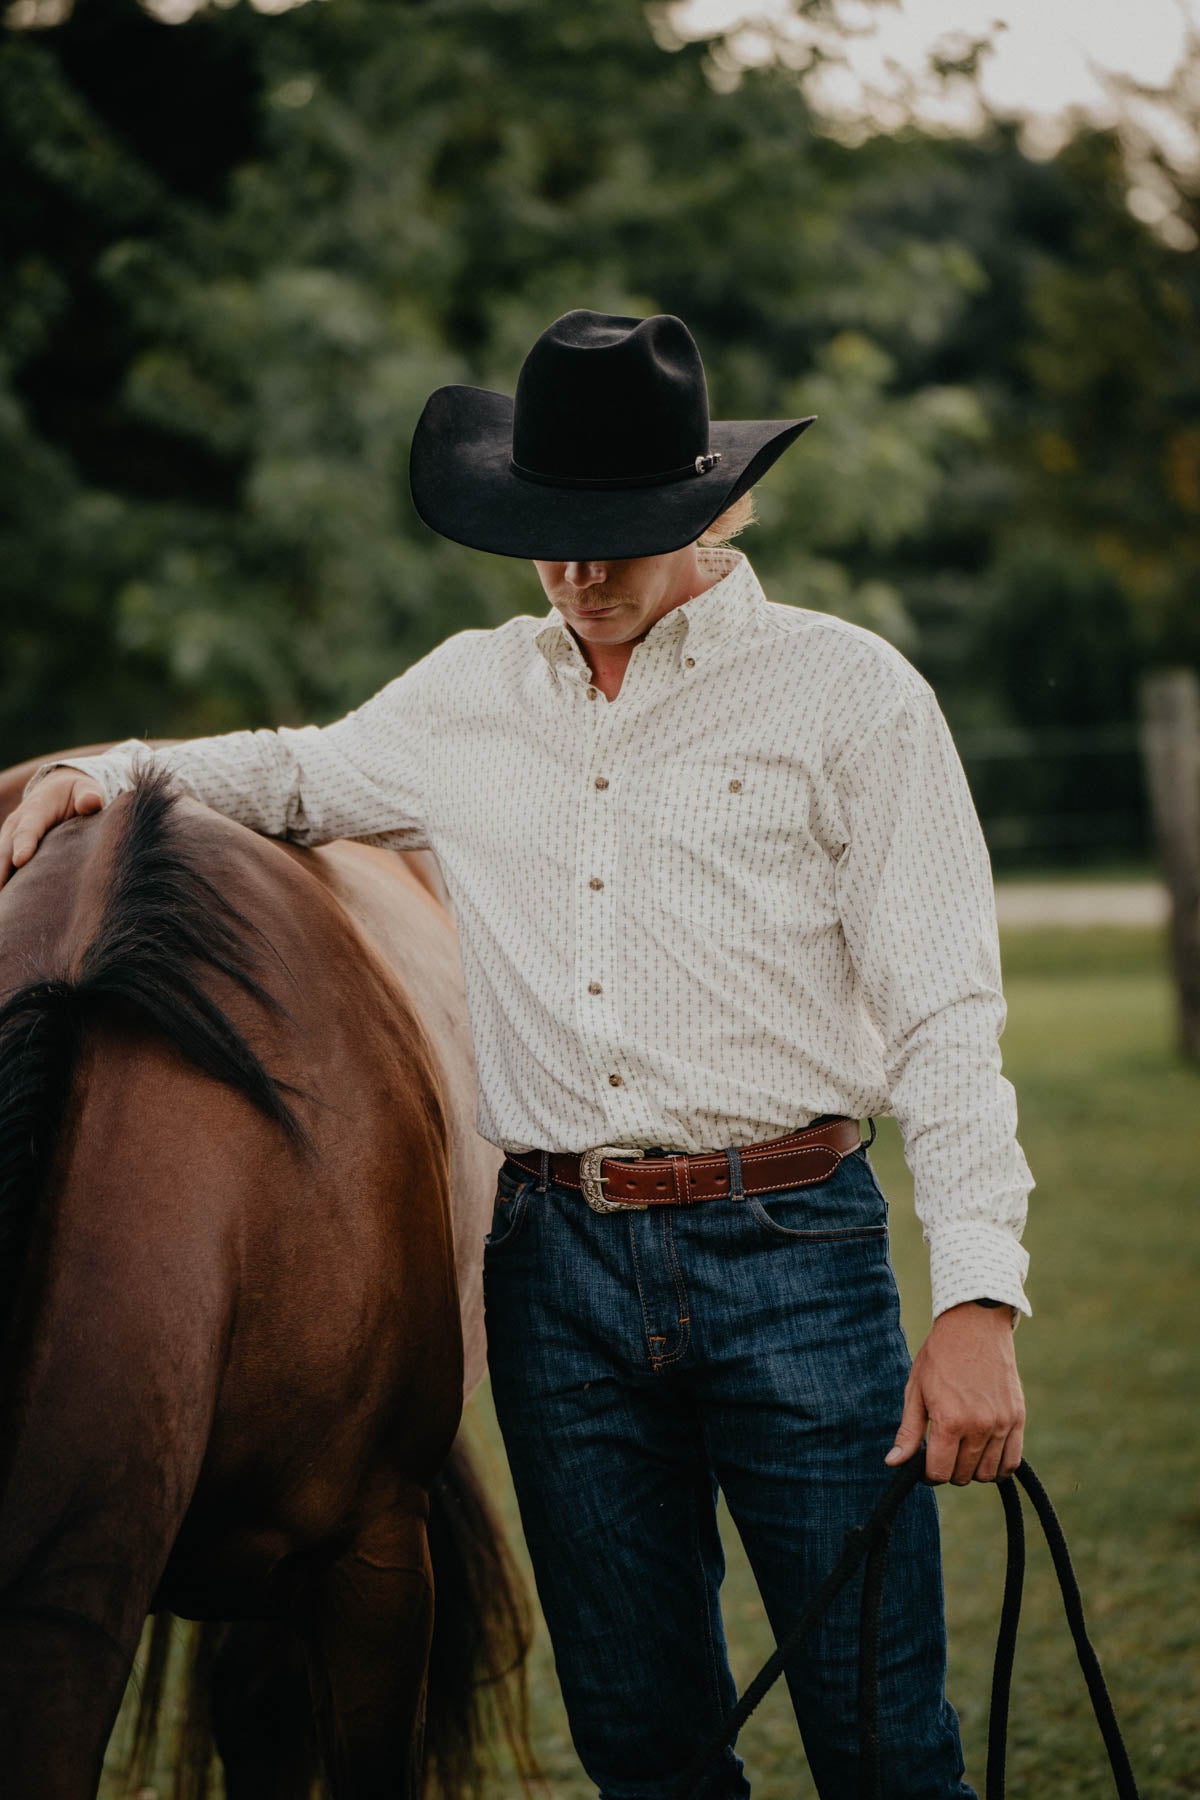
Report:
482,1123,974,1800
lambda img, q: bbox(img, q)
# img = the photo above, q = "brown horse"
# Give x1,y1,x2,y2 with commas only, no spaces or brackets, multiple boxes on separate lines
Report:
0,745,535,1799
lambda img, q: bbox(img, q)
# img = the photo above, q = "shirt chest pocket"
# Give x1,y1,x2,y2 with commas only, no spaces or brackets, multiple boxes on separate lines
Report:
625,757,810,941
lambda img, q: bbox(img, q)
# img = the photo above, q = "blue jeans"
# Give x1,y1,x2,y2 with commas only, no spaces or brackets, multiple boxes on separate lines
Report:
483,1125,974,1800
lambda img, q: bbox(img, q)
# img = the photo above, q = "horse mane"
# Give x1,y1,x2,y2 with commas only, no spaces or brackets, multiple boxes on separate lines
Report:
0,762,318,1326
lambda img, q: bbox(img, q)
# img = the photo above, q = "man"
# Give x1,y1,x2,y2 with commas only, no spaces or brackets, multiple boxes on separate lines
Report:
1,309,1032,1798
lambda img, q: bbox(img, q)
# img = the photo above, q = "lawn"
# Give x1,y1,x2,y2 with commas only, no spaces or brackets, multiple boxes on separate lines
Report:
103,923,1200,1798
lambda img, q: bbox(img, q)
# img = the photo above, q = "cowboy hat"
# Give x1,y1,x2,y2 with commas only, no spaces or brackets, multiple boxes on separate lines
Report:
408,308,817,560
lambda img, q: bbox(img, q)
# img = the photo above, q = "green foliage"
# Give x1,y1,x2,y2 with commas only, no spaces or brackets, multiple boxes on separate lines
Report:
2,0,1197,865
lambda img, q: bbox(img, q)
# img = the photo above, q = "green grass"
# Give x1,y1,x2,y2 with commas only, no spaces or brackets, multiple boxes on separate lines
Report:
102,924,1200,1798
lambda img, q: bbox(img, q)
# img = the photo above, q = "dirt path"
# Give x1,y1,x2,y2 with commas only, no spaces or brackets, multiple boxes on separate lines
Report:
993,879,1168,928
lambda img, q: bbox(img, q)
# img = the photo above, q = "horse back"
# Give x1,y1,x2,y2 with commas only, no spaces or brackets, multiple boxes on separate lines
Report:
1,772,495,1580
292,836,501,1400
135,795,500,1419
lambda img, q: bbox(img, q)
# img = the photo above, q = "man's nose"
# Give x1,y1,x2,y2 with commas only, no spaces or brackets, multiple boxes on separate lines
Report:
564,562,606,588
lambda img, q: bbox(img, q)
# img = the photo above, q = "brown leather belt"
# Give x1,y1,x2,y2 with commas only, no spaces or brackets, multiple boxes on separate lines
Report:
505,1116,868,1213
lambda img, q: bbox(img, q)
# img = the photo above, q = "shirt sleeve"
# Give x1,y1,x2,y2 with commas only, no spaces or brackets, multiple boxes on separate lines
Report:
21,642,446,851
830,676,1035,1323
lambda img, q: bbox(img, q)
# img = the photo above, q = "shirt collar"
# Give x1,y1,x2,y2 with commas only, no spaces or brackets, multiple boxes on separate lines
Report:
532,546,766,679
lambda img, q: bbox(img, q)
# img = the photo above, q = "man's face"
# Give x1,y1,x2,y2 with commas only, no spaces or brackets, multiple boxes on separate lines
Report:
532,545,699,649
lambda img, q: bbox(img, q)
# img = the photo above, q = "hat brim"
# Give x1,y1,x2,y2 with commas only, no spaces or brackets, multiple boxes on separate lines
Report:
408,386,817,561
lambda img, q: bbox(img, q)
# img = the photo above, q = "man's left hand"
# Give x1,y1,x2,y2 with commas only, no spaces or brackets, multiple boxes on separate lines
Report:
884,1301,1025,1484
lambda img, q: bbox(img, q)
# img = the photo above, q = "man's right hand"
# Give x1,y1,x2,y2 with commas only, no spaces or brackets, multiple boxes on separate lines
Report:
0,771,105,890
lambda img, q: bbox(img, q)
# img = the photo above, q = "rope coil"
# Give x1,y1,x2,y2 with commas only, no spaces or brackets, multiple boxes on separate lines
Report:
676,1451,1140,1799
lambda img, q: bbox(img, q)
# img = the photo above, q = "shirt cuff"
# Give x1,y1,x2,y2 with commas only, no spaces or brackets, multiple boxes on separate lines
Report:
927,1217,1031,1327
23,756,124,808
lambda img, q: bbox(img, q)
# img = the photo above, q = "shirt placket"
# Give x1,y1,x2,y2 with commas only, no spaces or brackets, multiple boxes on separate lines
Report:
568,646,669,1140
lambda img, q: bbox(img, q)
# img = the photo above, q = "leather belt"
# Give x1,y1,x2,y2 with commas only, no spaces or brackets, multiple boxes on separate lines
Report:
505,1116,869,1214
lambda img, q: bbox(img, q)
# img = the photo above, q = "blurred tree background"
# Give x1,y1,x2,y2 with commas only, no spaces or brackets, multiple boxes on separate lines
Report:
2,0,1198,866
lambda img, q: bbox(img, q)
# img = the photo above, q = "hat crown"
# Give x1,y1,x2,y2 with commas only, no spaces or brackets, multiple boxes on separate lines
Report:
511,310,711,484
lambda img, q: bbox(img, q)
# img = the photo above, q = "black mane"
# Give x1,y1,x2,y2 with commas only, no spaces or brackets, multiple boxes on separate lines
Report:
0,764,317,1323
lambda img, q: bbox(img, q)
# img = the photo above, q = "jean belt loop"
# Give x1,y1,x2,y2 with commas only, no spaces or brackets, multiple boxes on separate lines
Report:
725,1143,745,1203
537,1149,550,1193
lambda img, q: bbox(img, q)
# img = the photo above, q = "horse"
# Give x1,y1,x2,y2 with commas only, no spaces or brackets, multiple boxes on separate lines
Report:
0,744,535,1799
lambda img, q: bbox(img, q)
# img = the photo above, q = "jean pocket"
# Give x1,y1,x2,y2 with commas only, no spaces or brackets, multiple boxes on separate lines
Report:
745,1154,889,1242
484,1165,534,1255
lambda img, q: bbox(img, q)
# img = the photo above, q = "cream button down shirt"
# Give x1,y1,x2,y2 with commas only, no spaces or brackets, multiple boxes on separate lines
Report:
28,546,1034,1321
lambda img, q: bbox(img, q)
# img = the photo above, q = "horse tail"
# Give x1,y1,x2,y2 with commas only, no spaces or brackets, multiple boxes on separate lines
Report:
424,1431,541,1799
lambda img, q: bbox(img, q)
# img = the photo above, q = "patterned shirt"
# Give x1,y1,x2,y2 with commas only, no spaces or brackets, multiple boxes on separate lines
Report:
27,546,1034,1320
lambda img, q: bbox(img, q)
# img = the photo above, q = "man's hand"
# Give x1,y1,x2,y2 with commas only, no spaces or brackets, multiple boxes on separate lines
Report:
0,771,105,891
884,1301,1025,1484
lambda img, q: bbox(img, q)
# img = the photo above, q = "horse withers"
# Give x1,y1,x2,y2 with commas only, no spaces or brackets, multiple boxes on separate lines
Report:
0,747,535,1799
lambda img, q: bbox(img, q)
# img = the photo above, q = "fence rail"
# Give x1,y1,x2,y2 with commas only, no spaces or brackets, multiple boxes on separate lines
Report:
954,722,1148,861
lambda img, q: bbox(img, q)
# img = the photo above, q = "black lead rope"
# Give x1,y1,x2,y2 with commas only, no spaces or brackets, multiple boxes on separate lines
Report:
986,1463,1140,1800
987,1473,1025,1798
675,1450,1140,1800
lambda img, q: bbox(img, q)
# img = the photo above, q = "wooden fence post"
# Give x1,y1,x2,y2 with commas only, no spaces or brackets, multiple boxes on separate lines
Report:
1138,667,1200,1063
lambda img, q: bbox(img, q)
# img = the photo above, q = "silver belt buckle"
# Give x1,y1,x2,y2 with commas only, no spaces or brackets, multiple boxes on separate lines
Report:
579,1145,648,1213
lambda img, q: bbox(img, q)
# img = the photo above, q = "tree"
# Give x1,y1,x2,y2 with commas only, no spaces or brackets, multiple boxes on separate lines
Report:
0,0,990,754
4,0,1196,875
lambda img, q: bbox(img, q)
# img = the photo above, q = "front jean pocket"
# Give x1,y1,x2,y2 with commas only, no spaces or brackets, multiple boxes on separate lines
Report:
484,1164,535,1256
745,1153,889,1242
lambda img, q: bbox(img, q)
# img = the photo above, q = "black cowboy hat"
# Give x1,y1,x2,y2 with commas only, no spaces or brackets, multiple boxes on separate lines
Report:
408,308,817,561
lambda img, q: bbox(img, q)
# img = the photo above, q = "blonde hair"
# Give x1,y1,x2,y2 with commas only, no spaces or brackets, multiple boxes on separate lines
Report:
697,488,757,549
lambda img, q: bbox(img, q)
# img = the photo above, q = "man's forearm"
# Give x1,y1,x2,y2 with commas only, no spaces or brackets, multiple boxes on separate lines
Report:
884,1000,1035,1321
23,733,301,839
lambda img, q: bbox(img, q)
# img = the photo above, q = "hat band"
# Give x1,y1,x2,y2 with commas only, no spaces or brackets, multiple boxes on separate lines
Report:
509,450,723,491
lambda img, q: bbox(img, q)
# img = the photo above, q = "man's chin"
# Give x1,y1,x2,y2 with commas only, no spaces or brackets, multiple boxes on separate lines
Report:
571,616,638,642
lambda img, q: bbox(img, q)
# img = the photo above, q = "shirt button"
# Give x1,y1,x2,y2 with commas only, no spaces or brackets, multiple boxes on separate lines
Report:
588,980,603,994
587,686,598,699
608,1072,623,1087
684,656,696,668
589,876,604,890
729,778,743,792
594,775,609,790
